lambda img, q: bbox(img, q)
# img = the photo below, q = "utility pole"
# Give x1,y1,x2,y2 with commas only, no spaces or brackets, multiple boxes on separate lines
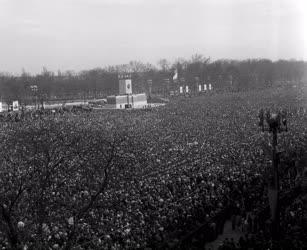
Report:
163,78,170,97
258,109,287,240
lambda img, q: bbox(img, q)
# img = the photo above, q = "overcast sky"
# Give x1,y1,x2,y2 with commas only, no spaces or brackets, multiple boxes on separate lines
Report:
0,0,306,74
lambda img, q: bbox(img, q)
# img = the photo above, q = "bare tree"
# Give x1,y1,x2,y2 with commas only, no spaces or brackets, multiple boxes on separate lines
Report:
0,118,126,249
157,59,171,72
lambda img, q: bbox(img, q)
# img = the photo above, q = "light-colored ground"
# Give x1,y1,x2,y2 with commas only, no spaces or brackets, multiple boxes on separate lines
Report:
93,103,166,110
205,220,244,250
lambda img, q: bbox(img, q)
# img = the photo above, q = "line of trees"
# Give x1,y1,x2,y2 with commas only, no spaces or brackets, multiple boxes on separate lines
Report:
0,55,306,104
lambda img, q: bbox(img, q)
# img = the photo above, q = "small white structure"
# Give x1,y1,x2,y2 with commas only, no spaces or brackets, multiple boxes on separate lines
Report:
179,86,183,93
198,85,202,92
209,84,212,90
0,102,9,112
107,93,147,109
13,101,19,111
185,86,189,93
204,84,207,91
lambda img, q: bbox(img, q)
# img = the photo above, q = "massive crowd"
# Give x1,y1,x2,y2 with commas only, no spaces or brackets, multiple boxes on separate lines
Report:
217,190,307,250
0,85,306,249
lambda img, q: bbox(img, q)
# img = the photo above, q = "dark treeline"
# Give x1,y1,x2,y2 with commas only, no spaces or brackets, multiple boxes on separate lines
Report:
0,55,306,104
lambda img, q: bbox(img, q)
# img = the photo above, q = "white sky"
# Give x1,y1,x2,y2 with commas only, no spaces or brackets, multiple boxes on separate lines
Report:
0,0,306,74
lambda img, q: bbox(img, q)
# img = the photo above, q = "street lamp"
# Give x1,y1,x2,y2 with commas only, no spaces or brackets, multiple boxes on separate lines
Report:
163,78,170,97
30,85,38,110
258,109,288,240
147,79,153,99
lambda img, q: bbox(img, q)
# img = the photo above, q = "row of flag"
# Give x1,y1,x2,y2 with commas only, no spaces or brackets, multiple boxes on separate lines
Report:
179,84,212,93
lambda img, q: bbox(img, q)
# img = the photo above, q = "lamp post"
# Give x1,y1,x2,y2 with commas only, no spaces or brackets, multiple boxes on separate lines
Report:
163,78,170,97
147,79,152,99
30,85,38,110
258,109,287,240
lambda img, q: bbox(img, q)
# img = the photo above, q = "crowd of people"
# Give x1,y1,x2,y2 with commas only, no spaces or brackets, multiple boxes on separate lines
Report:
0,85,306,249
217,191,307,250
0,105,93,123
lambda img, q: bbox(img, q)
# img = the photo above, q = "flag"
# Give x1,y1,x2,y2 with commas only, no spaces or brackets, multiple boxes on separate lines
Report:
173,69,178,81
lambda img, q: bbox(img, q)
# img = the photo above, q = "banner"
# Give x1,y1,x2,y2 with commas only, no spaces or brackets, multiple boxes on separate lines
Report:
119,79,132,95
126,79,132,94
13,101,19,111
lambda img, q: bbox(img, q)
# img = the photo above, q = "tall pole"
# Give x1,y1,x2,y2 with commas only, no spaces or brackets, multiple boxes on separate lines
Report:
258,110,288,242
271,128,279,240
